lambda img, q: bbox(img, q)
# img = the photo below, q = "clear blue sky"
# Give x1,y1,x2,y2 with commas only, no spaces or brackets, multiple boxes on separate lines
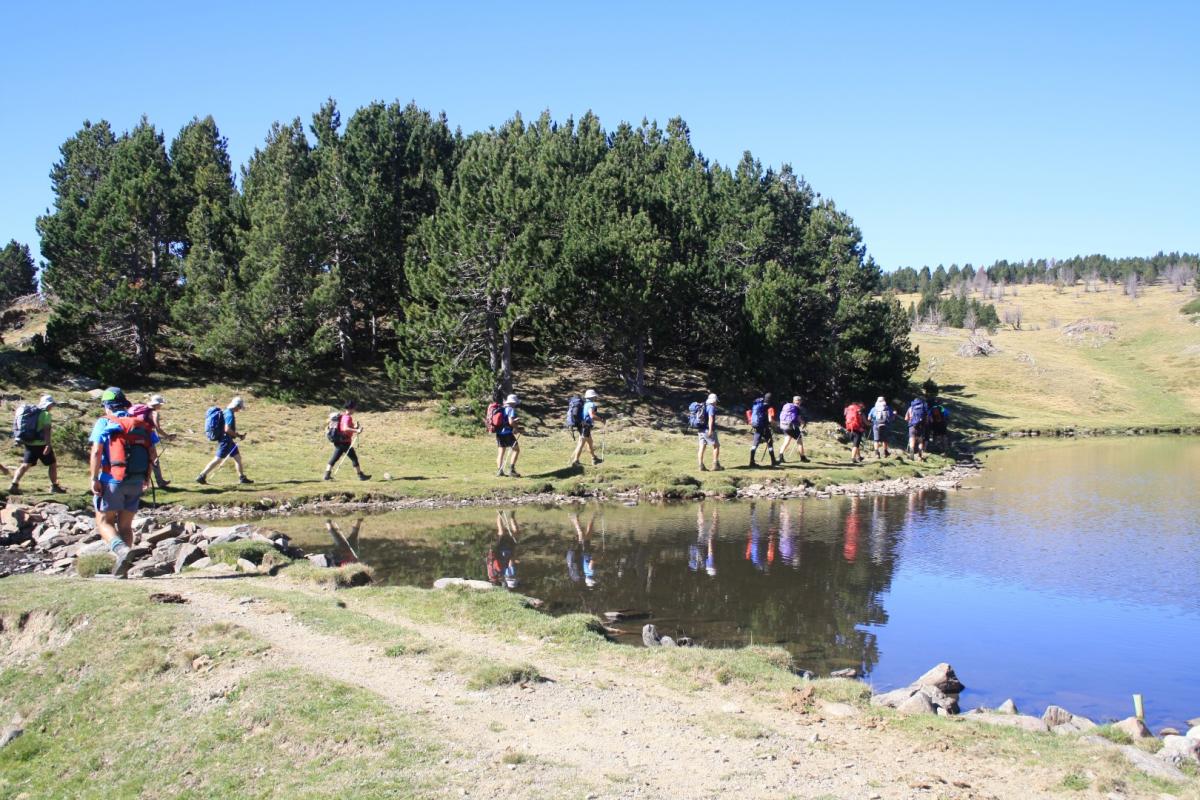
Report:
3,1,1197,270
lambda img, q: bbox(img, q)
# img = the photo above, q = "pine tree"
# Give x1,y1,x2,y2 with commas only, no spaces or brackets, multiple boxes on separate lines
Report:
0,241,37,306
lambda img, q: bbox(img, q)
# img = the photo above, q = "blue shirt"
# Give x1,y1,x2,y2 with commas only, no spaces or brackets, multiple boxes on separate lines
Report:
582,400,597,424
500,406,517,435
868,406,893,426
223,408,236,435
89,412,160,484
705,403,717,429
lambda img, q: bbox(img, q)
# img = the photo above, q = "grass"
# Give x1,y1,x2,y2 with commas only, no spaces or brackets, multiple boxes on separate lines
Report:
901,283,1200,433
206,539,276,566
280,560,375,588
0,340,953,511
0,576,441,799
466,662,542,690
74,552,115,578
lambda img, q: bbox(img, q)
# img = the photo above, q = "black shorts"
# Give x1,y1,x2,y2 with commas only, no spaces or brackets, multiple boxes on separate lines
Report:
751,426,774,448
783,423,802,439
22,445,56,466
571,423,592,439
496,432,517,448
849,431,864,447
328,443,360,467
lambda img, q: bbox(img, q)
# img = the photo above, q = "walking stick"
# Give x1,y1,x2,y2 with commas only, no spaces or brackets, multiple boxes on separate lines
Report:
332,432,359,478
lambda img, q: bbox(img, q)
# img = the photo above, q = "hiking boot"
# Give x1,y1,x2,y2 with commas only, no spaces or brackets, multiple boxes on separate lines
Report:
508,469,522,478
157,480,171,488
195,475,207,485
698,464,708,472
496,468,505,477
238,476,254,485
111,544,134,579
568,459,580,468
49,484,67,494
800,455,810,463
323,473,333,481
712,464,725,472
592,457,603,465
7,484,20,495
357,473,371,481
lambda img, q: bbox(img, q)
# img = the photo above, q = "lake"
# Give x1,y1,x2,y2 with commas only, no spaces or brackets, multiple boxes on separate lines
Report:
263,437,1200,730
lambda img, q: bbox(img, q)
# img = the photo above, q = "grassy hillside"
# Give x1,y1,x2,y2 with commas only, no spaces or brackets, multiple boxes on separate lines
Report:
901,283,1200,432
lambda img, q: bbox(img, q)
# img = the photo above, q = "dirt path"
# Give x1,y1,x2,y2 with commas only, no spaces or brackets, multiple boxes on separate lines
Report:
148,577,1121,800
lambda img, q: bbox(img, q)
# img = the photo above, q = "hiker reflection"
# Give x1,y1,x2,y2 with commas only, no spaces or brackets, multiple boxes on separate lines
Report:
325,517,363,566
567,512,598,588
870,496,888,564
745,503,774,572
486,510,519,588
688,505,719,577
843,496,862,563
777,503,801,568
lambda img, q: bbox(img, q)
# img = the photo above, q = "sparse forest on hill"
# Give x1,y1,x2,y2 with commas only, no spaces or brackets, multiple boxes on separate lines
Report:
29,101,916,409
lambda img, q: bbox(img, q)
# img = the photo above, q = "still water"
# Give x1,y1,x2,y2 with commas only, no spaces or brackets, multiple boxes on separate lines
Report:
269,437,1200,729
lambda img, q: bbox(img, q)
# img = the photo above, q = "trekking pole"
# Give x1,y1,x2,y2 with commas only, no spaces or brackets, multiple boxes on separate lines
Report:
332,432,359,478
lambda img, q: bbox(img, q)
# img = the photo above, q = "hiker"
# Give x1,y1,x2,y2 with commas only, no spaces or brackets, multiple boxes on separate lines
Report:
843,399,868,463
493,394,521,478
9,394,67,495
747,393,777,468
867,396,895,459
89,387,157,578
323,400,370,481
568,389,603,467
196,396,253,485
928,399,951,452
139,394,176,488
777,395,809,463
567,512,597,587
692,393,723,471
905,395,930,461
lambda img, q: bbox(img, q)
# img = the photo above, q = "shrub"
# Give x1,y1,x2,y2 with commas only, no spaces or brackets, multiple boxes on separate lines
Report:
76,553,115,578
467,662,542,690
51,418,91,462
208,539,276,566
1181,297,1200,316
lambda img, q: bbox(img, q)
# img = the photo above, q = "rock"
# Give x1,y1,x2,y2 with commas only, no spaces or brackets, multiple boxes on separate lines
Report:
1042,705,1095,733
77,540,111,558
127,561,172,579
307,554,331,568
235,558,258,573
174,543,204,573
125,545,152,563
870,687,917,708
153,541,183,564
1187,725,1200,740
996,698,1018,715
1188,716,1200,729
642,624,661,647
659,636,677,647
1159,735,1200,767
830,667,860,679
34,532,68,551
967,713,1049,733
205,525,252,544
1,505,29,531
0,727,23,748
142,524,180,546
912,662,965,694
1158,727,1180,737
431,577,495,591
1113,717,1154,740
132,516,153,533
816,701,859,719
1120,745,1186,782
188,556,212,571
896,691,937,716
918,685,960,714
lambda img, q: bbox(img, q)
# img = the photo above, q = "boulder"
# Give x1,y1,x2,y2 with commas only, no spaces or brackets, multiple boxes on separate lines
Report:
77,540,111,558
1112,717,1154,740
1042,705,1095,734
188,556,212,571
235,558,259,574
0,726,23,749
142,524,180,546
830,667,860,679
1187,725,1200,740
659,636,678,648
871,687,918,708
1,505,29,532
996,698,1018,715
896,691,937,716
967,713,1049,733
205,525,252,544
642,624,661,647
1159,735,1200,767
431,577,495,591
1158,727,1180,737
918,685,960,714
153,541,183,564
816,700,859,719
127,561,172,579
912,663,965,694
174,543,205,573
34,531,68,551
1121,745,1186,782
1188,716,1200,729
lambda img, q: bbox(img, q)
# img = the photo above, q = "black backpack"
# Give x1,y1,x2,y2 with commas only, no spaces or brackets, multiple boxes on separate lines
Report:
566,396,583,428
12,404,41,444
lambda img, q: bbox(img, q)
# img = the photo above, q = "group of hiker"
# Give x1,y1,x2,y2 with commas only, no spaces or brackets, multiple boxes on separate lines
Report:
842,394,949,463
485,388,604,478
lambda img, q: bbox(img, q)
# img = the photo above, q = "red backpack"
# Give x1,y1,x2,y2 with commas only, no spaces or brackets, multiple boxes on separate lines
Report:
843,403,867,433
485,402,505,433
102,412,156,483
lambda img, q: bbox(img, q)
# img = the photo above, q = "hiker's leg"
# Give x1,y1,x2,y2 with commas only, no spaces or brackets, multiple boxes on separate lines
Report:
10,462,31,487
571,436,585,464
712,441,721,469
345,447,361,469
48,459,61,487
509,440,520,468
584,434,596,459
697,438,707,468
94,509,120,545
325,446,343,476
116,509,137,548
765,430,776,463
198,455,221,478
232,453,245,478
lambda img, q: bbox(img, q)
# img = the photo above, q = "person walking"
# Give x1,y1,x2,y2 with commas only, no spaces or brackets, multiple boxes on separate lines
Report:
89,388,156,578
867,396,895,459
905,395,930,461
323,400,370,481
569,389,603,467
748,393,777,468
843,399,868,463
196,396,253,484
8,394,67,495
495,394,522,477
777,395,810,463
141,394,176,488
696,393,723,471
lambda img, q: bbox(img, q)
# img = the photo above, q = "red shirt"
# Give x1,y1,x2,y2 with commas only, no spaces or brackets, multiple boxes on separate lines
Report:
337,413,356,441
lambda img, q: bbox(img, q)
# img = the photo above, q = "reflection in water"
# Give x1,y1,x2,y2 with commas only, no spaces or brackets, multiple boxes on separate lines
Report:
267,439,1200,728
325,517,362,566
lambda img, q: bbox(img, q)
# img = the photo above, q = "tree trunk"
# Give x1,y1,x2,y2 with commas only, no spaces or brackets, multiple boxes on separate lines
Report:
499,328,513,396
337,308,353,369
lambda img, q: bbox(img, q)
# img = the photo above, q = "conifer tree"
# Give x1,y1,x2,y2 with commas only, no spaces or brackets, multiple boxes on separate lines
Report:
0,241,37,306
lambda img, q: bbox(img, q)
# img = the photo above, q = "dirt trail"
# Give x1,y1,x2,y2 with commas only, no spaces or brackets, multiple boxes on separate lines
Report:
162,578,1127,800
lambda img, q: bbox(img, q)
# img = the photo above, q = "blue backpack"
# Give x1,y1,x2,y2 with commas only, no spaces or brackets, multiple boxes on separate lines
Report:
687,402,707,429
779,403,799,427
204,406,226,441
750,398,767,428
12,404,41,444
909,398,928,425
566,396,583,428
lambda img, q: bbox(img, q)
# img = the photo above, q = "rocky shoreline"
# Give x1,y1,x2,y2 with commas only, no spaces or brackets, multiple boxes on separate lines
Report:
134,460,982,522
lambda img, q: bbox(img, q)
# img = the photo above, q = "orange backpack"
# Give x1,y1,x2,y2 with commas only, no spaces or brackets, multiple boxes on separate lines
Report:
103,412,156,483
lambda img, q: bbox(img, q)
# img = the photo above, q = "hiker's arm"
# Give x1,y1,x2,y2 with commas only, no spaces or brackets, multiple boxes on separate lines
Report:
89,443,103,494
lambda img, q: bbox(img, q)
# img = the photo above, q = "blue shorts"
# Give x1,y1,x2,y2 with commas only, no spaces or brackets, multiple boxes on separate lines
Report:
216,436,240,458
94,480,144,513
